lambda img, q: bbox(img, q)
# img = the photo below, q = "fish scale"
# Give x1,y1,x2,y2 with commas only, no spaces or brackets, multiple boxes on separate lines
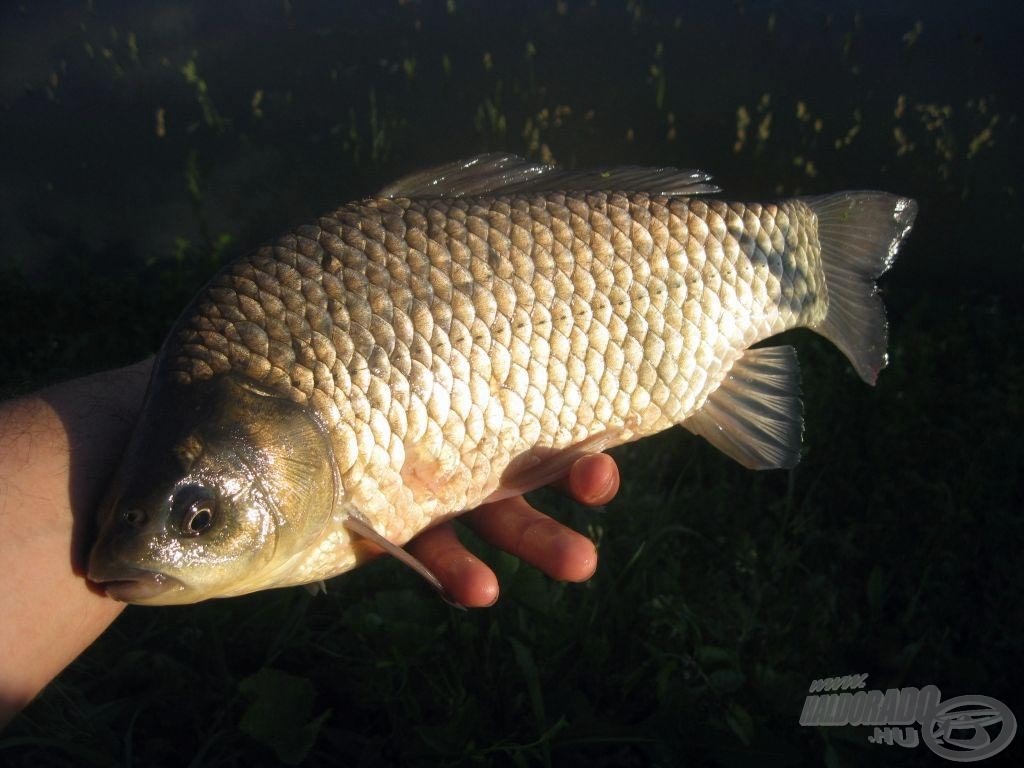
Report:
168,192,823,580
88,155,916,604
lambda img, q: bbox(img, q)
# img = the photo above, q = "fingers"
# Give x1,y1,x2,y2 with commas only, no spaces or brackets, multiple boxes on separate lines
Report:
463,496,598,583
401,454,619,607
406,522,499,608
550,452,620,506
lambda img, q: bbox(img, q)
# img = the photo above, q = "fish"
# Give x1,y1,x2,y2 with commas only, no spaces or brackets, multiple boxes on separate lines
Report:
87,153,917,605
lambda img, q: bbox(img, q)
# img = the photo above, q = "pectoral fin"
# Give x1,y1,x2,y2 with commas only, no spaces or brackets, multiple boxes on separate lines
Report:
683,346,803,469
342,512,465,609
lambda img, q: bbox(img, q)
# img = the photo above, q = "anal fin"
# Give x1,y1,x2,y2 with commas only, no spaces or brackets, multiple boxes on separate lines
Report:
683,346,803,469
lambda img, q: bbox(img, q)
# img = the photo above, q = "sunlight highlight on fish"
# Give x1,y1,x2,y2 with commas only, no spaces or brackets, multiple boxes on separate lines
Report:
87,154,917,604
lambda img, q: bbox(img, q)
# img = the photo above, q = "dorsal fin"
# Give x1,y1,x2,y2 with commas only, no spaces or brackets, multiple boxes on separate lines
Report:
378,153,720,199
683,346,804,470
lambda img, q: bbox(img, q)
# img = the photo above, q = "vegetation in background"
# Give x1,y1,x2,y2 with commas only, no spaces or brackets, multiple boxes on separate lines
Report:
1,1,1021,765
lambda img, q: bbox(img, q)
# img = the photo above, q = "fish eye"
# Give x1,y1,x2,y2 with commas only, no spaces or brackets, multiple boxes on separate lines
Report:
182,501,215,536
174,486,217,537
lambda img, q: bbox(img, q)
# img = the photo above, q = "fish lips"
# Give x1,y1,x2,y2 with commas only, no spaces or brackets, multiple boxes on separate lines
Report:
88,564,185,604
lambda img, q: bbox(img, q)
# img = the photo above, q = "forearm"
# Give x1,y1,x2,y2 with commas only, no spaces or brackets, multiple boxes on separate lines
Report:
0,360,151,728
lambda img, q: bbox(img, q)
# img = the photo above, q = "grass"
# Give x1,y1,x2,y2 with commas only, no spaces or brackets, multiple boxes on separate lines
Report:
1,2,1021,766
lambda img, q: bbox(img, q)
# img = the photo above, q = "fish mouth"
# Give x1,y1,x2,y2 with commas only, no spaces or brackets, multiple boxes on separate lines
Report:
88,566,185,604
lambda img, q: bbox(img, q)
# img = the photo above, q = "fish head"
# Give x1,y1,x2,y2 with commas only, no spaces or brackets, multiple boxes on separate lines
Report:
88,373,337,605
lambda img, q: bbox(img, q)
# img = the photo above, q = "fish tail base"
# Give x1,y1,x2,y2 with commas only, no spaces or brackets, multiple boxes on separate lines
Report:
802,192,917,384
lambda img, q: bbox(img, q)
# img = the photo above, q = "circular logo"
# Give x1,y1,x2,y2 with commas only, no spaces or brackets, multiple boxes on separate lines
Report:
923,695,1016,762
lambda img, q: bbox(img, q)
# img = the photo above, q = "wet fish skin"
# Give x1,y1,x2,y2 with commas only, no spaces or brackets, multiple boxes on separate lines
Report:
88,156,917,604
176,193,825,536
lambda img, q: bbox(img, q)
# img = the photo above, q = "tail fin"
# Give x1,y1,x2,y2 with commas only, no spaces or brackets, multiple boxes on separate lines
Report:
802,192,917,384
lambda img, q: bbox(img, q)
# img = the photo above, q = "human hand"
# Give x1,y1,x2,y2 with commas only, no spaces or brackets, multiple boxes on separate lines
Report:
0,359,618,729
405,453,620,607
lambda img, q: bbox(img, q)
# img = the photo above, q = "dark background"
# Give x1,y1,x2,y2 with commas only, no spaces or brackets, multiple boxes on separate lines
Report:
1,1,1021,765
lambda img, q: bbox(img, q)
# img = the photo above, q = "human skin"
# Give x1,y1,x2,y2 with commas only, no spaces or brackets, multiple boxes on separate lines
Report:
0,360,618,728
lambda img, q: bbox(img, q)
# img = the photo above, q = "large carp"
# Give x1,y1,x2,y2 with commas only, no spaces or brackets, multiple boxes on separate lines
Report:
88,154,917,604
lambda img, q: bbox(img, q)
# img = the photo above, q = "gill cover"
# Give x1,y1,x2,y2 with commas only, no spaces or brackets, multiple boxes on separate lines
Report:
88,374,337,604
